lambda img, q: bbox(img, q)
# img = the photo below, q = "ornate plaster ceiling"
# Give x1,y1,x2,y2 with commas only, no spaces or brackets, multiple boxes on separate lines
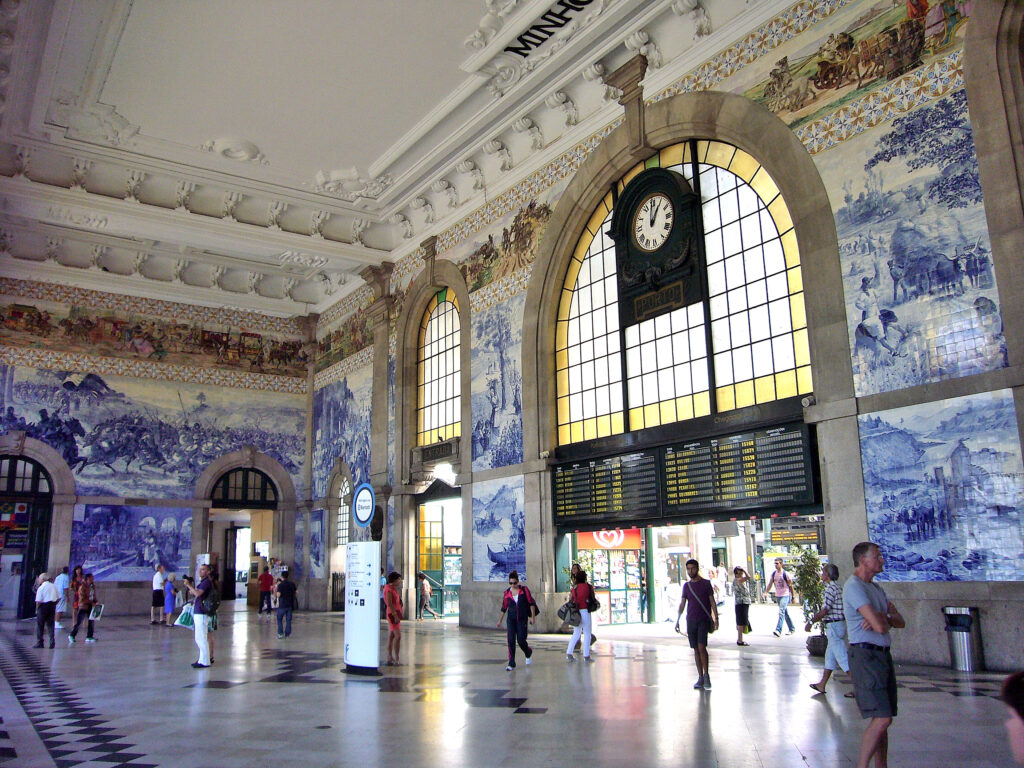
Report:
0,0,772,317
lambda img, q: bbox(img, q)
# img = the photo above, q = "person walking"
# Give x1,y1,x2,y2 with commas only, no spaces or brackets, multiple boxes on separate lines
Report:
382,571,403,665
150,564,166,624
569,562,597,650
732,566,752,646
69,565,84,623
416,572,440,620
186,564,212,668
495,570,537,671
565,568,596,663
274,569,298,640
766,557,796,636
844,541,906,768
807,563,853,697
257,566,274,619
163,573,178,627
675,559,718,690
34,573,60,648
53,566,70,631
68,574,98,644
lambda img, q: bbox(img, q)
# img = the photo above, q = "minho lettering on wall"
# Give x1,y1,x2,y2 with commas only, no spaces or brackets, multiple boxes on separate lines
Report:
504,0,594,57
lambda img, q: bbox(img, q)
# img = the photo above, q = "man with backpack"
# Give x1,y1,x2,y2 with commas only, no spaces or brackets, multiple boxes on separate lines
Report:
766,557,797,636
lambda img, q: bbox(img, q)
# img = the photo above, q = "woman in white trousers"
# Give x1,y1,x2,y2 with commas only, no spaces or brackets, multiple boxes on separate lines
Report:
566,569,595,662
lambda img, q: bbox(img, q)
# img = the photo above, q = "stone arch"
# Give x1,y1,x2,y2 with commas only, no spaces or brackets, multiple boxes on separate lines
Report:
523,90,846,461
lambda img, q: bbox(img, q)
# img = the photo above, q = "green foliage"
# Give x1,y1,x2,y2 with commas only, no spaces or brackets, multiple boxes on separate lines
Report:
792,547,825,633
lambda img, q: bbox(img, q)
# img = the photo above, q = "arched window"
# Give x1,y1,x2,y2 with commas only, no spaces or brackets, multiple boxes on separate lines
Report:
417,288,461,446
0,455,52,496
555,140,812,445
211,468,277,508
336,477,351,547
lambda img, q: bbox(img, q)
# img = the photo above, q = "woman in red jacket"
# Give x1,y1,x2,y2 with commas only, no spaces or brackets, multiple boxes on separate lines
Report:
565,569,595,662
383,571,404,666
495,570,537,671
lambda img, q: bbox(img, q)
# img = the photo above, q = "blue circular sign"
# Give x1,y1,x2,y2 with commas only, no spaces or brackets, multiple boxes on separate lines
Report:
352,483,375,528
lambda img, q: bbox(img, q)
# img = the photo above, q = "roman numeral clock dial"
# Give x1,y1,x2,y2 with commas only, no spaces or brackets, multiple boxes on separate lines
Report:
632,192,674,252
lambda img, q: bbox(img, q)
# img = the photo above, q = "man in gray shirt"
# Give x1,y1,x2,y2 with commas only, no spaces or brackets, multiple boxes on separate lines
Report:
843,541,906,768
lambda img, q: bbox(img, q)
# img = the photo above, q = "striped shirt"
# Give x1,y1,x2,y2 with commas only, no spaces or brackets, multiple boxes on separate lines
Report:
822,581,845,623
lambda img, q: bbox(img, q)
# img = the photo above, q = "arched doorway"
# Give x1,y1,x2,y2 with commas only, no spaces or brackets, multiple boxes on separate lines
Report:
208,467,278,604
414,476,462,617
0,455,53,619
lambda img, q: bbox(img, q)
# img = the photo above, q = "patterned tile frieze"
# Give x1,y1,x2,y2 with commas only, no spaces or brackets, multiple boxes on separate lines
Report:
313,344,374,390
0,278,304,337
0,345,309,394
796,50,963,155
315,284,375,330
469,267,533,314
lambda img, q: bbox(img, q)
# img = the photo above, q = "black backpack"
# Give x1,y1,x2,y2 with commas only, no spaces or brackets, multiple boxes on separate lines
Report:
202,587,221,615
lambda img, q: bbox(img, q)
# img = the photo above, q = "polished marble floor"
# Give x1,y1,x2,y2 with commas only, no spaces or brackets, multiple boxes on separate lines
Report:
0,601,1013,768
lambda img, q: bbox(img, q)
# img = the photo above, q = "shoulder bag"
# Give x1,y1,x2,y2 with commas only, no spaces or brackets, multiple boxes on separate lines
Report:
557,589,582,627
586,584,601,613
685,582,716,633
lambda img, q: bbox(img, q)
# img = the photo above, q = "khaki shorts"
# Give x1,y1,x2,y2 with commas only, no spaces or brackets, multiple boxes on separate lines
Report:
849,644,898,719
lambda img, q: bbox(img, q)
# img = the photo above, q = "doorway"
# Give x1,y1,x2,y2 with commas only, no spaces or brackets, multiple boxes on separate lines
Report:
0,456,54,619
416,483,462,617
209,468,277,608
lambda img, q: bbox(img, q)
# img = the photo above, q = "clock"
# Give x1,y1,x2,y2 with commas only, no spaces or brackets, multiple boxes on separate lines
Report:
633,192,674,252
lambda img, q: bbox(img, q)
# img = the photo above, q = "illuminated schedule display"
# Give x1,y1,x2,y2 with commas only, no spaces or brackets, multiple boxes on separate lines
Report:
553,422,815,526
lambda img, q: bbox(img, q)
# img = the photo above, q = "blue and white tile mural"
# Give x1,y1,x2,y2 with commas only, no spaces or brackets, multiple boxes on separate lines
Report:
815,89,1005,397
387,353,396,486
472,475,525,582
859,390,1024,582
293,513,304,580
386,496,395,572
0,365,304,498
70,504,192,582
311,364,372,499
310,509,325,579
471,292,525,471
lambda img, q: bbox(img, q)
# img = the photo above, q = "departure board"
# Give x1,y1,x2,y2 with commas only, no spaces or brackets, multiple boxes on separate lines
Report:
553,422,815,525
552,451,660,522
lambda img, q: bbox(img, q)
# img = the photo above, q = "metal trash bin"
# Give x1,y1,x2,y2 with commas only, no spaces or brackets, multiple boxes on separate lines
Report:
943,606,984,672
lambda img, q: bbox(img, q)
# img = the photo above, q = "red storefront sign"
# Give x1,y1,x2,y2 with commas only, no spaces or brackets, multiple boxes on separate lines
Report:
576,528,643,550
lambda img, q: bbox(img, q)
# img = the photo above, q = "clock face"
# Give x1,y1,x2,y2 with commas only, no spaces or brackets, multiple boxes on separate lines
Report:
632,192,674,252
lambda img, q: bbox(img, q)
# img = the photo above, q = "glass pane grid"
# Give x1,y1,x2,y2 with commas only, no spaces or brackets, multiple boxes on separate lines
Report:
417,299,462,446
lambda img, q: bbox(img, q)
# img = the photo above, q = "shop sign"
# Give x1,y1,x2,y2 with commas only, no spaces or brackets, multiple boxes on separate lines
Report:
3,529,28,548
577,528,643,550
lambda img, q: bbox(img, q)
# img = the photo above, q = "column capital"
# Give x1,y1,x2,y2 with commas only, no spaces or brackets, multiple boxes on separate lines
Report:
358,261,395,300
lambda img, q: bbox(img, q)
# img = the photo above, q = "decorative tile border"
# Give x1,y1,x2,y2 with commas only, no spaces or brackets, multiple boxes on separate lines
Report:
313,345,374,390
796,50,964,154
316,284,376,328
469,266,534,314
0,345,308,394
0,278,305,337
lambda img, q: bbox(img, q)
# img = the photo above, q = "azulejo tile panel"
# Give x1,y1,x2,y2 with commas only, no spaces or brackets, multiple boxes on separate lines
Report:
313,345,374,391
0,345,308,394
472,474,526,582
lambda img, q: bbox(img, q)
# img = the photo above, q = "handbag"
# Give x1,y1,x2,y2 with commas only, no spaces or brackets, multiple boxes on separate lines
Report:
685,582,717,633
586,584,601,613
557,599,581,627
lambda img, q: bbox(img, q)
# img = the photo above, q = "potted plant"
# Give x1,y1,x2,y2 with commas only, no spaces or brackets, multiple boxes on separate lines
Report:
793,546,827,656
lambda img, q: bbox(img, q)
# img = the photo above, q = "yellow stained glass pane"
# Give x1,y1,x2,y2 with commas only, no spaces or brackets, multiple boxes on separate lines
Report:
586,198,611,237
559,425,571,444
629,407,645,430
794,329,810,366
735,380,755,408
610,412,624,435
728,150,759,183
775,369,797,399
717,386,735,412
749,167,781,204
768,197,793,234
619,161,645,189
787,267,803,294
705,141,736,169
557,396,570,424
790,293,807,329
570,422,584,443
566,246,586,283
781,229,800,268
797,365,813,393
644,403,660,426
660,400,677,424
694,391,711,417
556,321,569,350
596,414,611,437
556,369,569,397
659,143,685,169
754,375,775,403
583,418,597,441
676,395,694,421
556,348,569,370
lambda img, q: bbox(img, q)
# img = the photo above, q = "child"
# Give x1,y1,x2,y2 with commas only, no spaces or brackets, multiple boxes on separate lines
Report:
163,573,178,626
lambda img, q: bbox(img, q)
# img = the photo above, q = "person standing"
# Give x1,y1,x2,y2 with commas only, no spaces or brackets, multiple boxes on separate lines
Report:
674,559,718,690
495,570,536,671
34,573,60,648
53,566,70,631
186,564,212,668
808,563,853,697
416,572,440,620
163,573,178,627
565,569,596,663
69,565,84,622
844,541,906,768
1002,672,1024,765
257,566,274,619
274,569,298,640
732,566,752,646
150,564,166,625
68,574,98,644
382,571,404,665
766,558,796,636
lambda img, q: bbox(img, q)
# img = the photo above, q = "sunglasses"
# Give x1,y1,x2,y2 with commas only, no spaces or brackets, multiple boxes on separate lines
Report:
509,581,519,585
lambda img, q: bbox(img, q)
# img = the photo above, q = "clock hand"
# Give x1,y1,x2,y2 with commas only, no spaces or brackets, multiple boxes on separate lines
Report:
649,201,657,227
